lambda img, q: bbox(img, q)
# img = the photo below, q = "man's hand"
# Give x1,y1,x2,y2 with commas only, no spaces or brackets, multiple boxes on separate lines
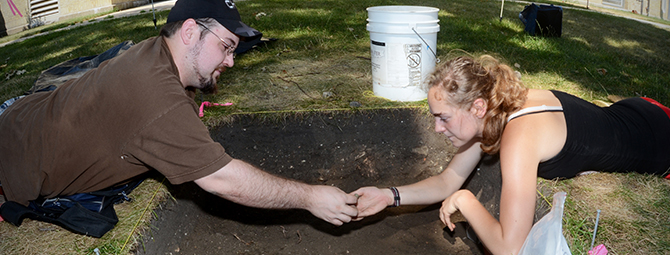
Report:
349,186,393,220
305,185,359,226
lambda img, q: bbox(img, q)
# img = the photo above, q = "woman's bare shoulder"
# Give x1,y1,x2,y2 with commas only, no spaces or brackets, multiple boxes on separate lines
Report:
524,89,561,108
502,106,567,162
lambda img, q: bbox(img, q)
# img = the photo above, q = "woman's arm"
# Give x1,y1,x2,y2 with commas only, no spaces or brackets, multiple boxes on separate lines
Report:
353,139,483,217
440,110,566,254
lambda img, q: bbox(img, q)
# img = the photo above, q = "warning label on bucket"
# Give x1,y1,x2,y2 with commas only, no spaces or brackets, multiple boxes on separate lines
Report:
405,44,422,87
370,41,424,88
371,40,386,85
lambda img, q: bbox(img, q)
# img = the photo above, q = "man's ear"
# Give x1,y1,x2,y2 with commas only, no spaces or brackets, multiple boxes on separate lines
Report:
471,98,487,118
179,19,199,45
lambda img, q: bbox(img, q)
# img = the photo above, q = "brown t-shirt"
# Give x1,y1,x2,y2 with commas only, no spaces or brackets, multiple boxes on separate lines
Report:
0,37,232,206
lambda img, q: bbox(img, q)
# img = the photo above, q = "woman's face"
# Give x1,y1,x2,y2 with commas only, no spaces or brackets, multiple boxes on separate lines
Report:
427,87,484,147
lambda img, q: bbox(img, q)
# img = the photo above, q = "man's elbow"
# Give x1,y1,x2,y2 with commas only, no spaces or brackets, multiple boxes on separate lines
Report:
194,165,239,199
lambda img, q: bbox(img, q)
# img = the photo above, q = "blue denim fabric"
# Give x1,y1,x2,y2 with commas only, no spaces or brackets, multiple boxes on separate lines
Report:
0,96,25,117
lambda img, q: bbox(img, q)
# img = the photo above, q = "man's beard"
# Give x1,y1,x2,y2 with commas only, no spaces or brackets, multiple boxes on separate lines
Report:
197,73,217,94
190,41,219,94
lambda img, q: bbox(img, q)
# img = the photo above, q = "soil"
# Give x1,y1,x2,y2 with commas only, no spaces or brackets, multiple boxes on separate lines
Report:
135,108,511,255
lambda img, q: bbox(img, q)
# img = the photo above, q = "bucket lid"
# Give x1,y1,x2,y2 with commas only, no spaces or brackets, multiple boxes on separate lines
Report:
366,5,439,13
367,5,439,24
366,5,440,34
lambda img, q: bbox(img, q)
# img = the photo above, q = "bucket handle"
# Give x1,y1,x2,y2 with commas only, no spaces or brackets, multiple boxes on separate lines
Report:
411,27,440,64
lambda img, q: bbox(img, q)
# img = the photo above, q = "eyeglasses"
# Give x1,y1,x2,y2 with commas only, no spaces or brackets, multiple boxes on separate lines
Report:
195,21,236,59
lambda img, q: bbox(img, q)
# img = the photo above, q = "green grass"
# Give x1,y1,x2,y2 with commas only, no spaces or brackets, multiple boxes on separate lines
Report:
540,173,670,254
1,0,669,254
2,0,669,106
0,177,168,255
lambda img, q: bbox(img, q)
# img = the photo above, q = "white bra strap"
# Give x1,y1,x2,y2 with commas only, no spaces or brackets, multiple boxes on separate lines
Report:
507,105,563,122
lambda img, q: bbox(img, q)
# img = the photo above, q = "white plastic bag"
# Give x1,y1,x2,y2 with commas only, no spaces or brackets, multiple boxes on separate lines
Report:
518,192,572,255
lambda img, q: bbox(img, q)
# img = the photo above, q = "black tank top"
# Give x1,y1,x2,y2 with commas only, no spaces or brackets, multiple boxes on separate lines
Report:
536,90,670,179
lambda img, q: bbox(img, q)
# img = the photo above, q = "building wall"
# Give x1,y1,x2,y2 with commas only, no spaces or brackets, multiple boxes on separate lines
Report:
583,0,668,20
652,0,669,19
0,0,29,36
112,0,151,11
0,0,149,37
58,0,114,21
646,0,664,18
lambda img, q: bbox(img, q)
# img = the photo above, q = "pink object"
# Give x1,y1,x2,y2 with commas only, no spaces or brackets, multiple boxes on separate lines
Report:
8,0,23,17
199,101,233,117
588,244,608,255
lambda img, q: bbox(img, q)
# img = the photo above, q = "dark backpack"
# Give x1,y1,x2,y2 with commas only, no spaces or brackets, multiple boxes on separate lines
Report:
0,178,143,238
519,3,563,37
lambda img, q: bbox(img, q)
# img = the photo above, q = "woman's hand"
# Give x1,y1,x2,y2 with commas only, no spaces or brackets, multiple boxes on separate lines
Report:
439,189,473,231
349,187,393,220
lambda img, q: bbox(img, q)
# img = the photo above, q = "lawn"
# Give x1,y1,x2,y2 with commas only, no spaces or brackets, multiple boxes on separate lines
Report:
0,0,669,254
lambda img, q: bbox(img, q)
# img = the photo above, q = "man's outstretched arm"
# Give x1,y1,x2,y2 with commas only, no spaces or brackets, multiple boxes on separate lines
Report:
194,159,359,225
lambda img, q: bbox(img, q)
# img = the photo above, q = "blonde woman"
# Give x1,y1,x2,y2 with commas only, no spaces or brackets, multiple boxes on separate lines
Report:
352,55,670,254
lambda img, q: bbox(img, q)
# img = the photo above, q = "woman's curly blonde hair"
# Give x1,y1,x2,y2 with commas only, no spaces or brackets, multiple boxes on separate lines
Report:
426,55,528,154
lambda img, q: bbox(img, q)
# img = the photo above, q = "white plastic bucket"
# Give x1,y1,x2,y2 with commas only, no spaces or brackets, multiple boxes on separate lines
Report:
367,6,440,102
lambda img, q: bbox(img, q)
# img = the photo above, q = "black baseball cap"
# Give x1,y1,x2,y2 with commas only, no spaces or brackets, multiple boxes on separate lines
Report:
167,0,262,40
